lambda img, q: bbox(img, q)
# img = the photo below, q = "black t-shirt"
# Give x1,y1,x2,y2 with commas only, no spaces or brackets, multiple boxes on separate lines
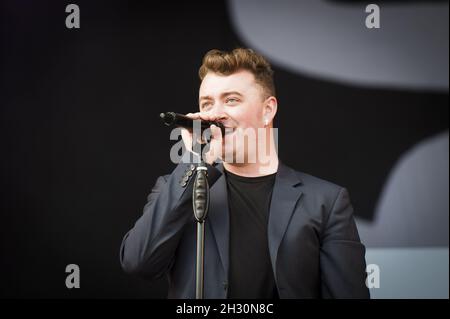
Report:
225,169,279,299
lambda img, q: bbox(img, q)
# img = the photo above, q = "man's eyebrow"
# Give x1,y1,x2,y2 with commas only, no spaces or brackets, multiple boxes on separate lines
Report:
199,91,243,102
221,91,243,98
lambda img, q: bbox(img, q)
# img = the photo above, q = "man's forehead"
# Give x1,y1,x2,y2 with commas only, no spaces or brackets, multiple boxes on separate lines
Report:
199,70,257,96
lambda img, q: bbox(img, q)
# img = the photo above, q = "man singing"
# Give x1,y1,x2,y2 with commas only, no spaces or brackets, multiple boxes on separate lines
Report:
120,48,370,299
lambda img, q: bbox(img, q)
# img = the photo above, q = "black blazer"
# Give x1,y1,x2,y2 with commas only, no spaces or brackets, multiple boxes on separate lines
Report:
120,161,370,298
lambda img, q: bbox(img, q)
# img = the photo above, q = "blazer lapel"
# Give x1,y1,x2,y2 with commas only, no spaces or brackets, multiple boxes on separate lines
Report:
207,163,229,277
206,162,302,283
268,163,303,279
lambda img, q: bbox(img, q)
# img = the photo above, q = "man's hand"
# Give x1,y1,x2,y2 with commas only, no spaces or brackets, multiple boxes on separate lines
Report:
181,112,224,165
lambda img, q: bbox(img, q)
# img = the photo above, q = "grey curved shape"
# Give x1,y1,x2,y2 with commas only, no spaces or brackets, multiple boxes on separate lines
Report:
228,0,449,91
365,248,449,299
356,131,449,248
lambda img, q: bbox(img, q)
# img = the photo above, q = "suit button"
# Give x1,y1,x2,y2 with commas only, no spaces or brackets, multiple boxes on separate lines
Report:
186,170,193,177
190,164,196,171
180,181,187,187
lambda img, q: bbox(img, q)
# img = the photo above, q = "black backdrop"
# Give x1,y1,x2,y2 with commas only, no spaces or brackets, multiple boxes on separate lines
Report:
1,0,448,298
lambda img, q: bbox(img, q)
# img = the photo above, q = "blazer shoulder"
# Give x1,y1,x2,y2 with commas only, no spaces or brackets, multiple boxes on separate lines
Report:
297,170,343,191
286,169,349,224
293,169,346,205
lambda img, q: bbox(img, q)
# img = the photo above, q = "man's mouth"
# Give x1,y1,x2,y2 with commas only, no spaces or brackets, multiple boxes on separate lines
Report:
223,127,236,136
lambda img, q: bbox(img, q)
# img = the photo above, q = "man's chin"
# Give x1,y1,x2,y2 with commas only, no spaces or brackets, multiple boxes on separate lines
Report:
221,150,250,165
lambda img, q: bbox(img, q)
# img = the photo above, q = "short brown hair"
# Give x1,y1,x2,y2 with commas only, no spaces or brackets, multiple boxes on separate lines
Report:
198,48,276,98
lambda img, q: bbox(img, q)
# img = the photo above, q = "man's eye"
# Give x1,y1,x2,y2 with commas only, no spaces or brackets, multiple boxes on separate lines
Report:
226,98,239,104
201,103,212,110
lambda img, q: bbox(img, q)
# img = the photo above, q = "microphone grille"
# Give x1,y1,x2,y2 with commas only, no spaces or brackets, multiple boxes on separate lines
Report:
160,112,175,125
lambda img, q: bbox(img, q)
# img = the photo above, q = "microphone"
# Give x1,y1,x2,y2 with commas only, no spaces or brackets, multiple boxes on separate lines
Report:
159,112,225,136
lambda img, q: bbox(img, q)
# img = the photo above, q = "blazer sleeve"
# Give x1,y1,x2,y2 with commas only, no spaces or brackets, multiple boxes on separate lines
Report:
319,187,370,298
119,161,222,280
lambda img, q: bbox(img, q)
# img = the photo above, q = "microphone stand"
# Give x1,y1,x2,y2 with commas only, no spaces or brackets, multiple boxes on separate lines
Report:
192,142,209,299
160,113,219,299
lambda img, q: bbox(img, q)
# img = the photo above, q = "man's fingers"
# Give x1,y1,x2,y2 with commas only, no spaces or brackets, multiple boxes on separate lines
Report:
193,113,210,121
185,112,224,122
210,124,223,140
181,128,192,145
185,112,200,119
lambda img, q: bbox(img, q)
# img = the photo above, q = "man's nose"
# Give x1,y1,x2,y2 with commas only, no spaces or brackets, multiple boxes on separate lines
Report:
208,105,228,121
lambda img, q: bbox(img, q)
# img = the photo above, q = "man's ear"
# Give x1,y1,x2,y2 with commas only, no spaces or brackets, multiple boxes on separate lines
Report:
263,96,278,124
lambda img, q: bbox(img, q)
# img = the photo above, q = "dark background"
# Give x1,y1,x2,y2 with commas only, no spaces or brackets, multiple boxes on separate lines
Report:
1,1,448,298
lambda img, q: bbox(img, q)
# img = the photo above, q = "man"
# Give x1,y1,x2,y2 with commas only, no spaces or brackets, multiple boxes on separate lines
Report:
120,48,369,298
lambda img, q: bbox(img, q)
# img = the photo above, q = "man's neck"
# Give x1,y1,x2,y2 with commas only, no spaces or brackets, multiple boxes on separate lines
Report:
223,156,279,177
222,125,279,177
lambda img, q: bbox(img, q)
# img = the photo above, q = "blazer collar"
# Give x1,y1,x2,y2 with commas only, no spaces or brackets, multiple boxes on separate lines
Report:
267,162,303,280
